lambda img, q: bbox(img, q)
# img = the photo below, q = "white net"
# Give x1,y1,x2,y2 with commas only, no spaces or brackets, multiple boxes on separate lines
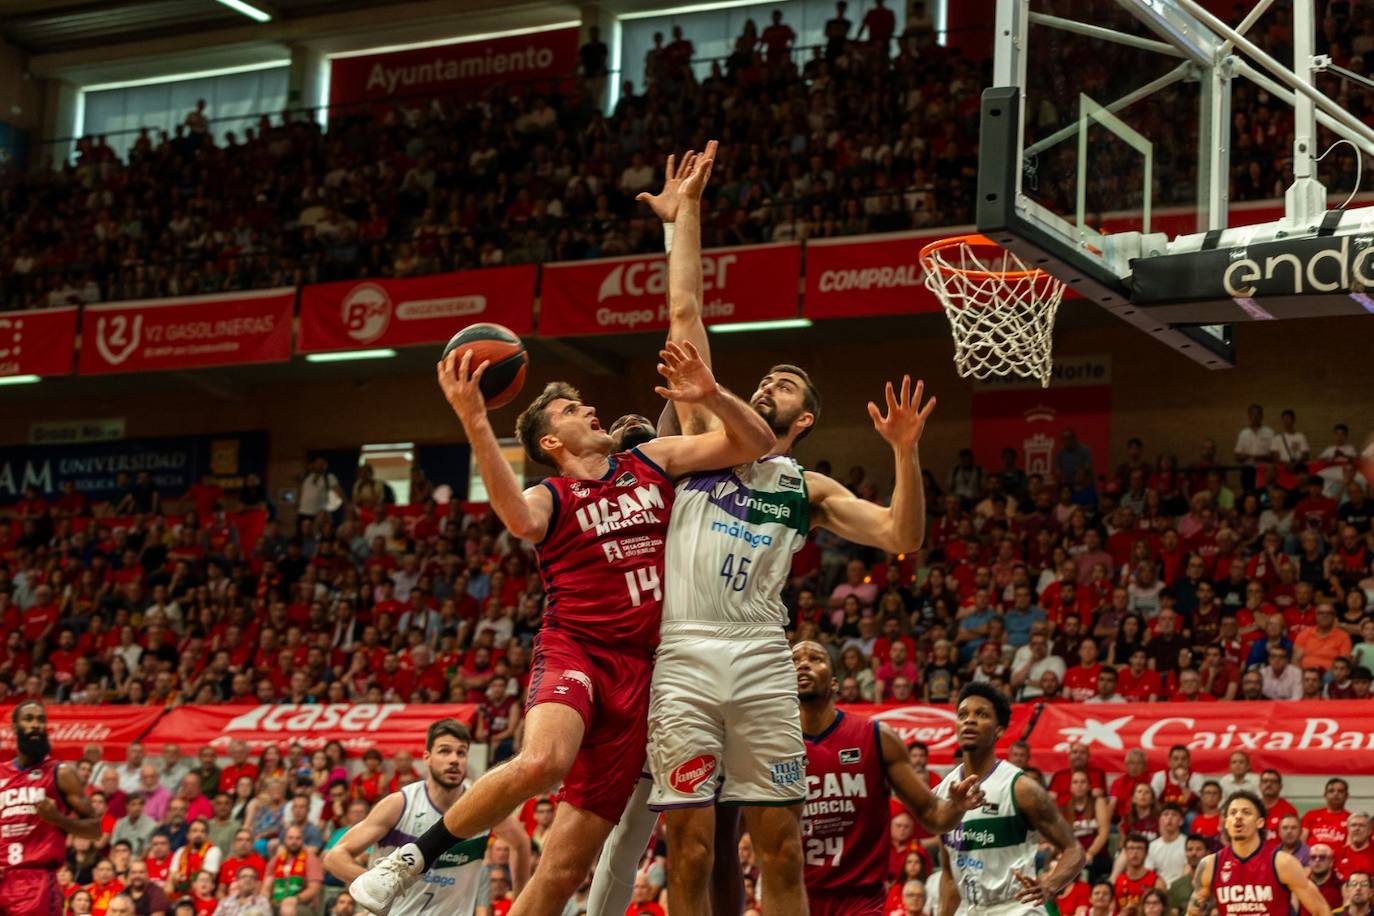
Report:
920,235,1066,388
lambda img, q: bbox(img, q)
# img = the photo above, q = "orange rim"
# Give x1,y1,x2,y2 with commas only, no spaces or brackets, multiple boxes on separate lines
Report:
919,234,1046,282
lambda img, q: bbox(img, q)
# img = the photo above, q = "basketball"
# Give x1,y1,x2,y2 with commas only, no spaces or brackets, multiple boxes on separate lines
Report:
441,322,528,408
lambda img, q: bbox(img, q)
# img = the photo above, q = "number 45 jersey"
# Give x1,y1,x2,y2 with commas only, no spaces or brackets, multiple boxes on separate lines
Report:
660,455,810,628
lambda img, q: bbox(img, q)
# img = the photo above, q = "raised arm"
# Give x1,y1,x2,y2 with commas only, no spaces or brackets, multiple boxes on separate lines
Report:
879,724,983,834
1012,773,1087,904
808,377,935,553
661,144,719,436
437,350,553,542
322,792,406,884
1277,850,1332,916
40,764,101,840
638,341,775,477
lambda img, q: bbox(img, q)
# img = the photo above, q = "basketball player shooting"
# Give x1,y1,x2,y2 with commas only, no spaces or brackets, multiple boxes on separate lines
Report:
936,684,1084,916
349,324,775,916
0,701,101,916
1187,791,1330,916
590,141,941,916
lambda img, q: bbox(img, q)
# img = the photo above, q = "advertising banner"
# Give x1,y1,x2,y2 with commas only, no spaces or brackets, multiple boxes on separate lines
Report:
0,705,163,760
969,355,1113,481
803,231,942,319
0,306,77,379
329,27,580,109
0,431,268,505
78,289,294,375
845,702,1036,764
142,704,479,756
1025,699,1374,774
540,243,801,336
297,267,535,353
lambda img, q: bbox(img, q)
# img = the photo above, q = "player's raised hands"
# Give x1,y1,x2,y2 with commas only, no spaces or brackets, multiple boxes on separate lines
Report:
654,340,720,405
437,349,490,425
945,773,986,813
636,139,717,220
679,139,716,201
868,376,935,451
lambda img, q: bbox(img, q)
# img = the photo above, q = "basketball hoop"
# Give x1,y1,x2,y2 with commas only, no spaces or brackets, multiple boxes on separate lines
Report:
920,234,1067,388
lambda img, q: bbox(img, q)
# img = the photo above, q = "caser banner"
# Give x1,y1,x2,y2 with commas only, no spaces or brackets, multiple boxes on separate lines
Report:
329,27,579,109
539,242,802,336
297,267,536,353
844,702,1036,764
141,703,478,756
803,231,943,319
0,306,77,379
79,288,295,375
0,705,164,760
1026,700,1374,774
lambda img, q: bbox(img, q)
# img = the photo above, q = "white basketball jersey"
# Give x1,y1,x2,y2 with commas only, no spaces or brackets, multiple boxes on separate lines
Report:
375,781,488,916
935,761,1044,914
661,456,810,628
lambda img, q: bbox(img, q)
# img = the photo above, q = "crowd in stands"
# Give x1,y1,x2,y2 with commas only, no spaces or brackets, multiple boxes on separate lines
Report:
2,400,1373,913
7,2,1372,312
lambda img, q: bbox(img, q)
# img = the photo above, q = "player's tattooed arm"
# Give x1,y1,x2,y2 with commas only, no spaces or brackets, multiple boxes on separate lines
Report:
937,842,961,916
39,764,102,840
1186,854,1216,916
1013,773,1086,901
807,377,935,553
879,724,983,833
1277,850,1333,916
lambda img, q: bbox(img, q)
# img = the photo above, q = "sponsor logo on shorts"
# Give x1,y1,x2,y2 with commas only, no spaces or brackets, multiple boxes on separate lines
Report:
558,669,594,699
769,758,804,787
838,747,861,765
669,754,718,793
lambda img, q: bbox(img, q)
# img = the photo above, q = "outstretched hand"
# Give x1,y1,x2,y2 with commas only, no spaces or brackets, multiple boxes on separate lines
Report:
868,376,935,451
636,139,718,221
654,341,719,404
436,349,490,425
946,773,986,812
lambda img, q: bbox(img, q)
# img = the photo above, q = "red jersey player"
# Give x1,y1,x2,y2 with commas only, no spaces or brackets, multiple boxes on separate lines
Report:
1188,791,1331,916
0,701,101,916
793,641,983,915
351,340,775,916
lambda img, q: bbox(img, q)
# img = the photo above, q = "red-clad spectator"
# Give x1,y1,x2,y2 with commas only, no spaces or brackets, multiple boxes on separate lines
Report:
1048,743,1108,806
1259,769,1300,833
1107,750,1151,822
1303,778,1352,849
1063,638,1104,702
217,741,259,793
218,828,267,889
1116,648,1162,701
1189,781,1224,845
1337,814,1374,881
1167,668,1214,702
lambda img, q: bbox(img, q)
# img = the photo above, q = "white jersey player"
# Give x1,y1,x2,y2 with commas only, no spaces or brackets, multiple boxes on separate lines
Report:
935,684,1084,916
323,719,530,916
593,142,938,916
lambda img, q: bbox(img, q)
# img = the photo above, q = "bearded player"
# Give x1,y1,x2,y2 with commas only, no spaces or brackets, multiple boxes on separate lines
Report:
0,701,102,916
350,307,775,915
590,142,937,916
1187,791,1330,916
793,640,984,915
325,719,531,915
936,684,1084,916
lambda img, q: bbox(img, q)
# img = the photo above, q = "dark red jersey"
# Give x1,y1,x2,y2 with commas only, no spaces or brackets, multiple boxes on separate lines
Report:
802,710,889,896
0,756,70,868
536,449,675,652
1214,843,1292,916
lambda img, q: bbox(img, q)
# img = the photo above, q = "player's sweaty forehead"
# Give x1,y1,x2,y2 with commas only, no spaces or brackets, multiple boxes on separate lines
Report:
757,371,803,392
792,640,827,662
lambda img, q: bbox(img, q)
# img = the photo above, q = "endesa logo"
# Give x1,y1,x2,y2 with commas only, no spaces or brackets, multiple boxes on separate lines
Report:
870,706,960,752
1222,235,1374,297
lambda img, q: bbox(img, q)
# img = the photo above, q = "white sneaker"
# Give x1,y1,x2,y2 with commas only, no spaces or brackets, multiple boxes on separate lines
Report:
350,844,423,915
